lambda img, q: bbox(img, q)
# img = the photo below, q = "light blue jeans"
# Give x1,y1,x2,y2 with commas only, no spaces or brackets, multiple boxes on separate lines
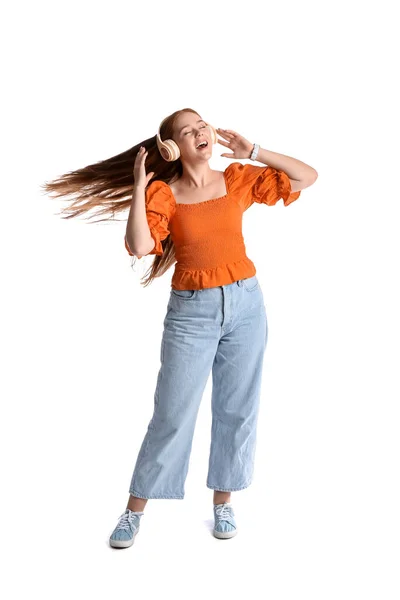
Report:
129,275,268,499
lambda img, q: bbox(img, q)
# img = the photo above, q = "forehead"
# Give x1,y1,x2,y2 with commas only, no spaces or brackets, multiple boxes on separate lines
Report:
175,114,204,133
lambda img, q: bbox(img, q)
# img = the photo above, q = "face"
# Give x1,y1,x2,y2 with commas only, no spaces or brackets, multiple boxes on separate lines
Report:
172,113,212,161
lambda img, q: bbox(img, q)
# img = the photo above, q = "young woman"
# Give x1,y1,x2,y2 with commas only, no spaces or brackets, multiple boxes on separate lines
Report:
42,107,318,548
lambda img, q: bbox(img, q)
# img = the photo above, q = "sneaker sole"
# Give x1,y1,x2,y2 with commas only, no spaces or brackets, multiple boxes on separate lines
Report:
109,526,140,548
213,528,238,539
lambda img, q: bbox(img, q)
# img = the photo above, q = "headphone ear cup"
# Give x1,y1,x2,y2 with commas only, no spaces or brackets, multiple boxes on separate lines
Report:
157,138,180,161
206,124,218,145
157,120,217,160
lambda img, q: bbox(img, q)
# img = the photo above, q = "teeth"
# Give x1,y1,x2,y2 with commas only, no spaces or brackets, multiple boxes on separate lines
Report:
196,141,208,148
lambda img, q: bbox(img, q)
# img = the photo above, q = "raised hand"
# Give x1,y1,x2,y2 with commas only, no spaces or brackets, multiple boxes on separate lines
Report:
216,128,254,160
133,146,155,188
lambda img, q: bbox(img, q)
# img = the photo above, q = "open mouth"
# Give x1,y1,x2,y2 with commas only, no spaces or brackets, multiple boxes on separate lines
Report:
196,141,208,151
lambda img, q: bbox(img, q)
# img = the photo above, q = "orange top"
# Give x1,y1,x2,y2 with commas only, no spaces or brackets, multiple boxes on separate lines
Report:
124,161,301,290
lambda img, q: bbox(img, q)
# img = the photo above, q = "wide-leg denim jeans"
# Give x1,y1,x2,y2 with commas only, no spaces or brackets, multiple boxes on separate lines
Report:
129,275,268,499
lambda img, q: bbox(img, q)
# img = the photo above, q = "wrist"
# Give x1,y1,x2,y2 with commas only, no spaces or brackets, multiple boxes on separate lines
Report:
250,143,260,161
133,183,146,191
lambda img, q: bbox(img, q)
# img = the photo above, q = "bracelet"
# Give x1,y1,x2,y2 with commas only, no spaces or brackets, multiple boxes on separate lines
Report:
250,143,259,161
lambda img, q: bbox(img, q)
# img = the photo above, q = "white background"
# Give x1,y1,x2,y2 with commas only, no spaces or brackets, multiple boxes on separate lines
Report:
2,0,399,598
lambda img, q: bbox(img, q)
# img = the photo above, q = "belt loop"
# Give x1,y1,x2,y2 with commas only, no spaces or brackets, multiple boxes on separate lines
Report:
237,279,243,287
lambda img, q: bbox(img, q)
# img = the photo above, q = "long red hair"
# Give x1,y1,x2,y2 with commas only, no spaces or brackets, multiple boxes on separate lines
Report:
41,107,201,287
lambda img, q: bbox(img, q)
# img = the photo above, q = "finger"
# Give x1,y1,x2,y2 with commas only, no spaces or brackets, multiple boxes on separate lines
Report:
217,128,235,137
217,139,231,148
218,133,234,142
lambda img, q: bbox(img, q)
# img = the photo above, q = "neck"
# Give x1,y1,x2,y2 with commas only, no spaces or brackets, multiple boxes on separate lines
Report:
179,162,214,189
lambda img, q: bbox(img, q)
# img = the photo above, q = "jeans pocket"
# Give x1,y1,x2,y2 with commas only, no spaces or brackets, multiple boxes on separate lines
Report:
242,276,259,292
171,289,198,299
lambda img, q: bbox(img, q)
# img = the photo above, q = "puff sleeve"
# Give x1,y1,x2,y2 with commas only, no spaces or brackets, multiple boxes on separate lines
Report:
226,162,301,211
124,181,175,258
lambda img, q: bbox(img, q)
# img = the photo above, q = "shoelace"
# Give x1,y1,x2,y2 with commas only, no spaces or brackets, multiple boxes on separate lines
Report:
214,503,236,526
116,511,143,531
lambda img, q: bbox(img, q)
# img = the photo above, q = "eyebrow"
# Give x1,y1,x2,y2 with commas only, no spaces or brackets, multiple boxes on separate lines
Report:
179,119,205,134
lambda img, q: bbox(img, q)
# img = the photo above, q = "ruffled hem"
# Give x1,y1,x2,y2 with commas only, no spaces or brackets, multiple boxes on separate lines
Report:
171,257,256,290
254,168,301,207
278,170,301,206
148,226,163,255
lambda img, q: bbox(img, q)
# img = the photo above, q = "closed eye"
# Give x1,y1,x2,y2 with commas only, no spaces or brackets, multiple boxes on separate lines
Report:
184,125,207,135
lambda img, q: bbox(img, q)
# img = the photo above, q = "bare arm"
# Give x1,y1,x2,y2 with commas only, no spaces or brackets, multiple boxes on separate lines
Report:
125,184,154,257
217,130,317,193
125,147,156,257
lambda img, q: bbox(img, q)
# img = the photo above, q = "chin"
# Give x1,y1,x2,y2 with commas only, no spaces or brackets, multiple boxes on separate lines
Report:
197,149,212,156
